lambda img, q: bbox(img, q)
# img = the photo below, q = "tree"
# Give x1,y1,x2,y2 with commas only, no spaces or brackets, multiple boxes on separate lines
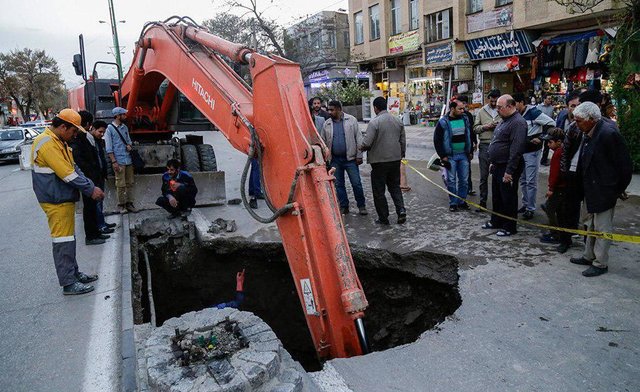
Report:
0,48,65,120
317,80,372,106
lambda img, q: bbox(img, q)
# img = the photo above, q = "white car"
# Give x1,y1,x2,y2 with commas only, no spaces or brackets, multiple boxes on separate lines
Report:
0,127,39,162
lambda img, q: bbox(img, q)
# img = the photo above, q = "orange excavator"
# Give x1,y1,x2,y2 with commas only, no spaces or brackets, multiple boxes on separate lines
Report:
72,17,369,360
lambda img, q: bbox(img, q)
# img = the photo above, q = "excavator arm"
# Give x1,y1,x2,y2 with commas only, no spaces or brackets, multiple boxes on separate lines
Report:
118,17,368,359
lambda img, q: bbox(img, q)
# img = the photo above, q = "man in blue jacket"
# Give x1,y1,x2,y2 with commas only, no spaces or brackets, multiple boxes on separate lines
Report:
156,159,198,218
434,99,472,212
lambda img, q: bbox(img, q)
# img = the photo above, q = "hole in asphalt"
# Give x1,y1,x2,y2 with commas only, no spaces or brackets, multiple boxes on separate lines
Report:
132,219,461,371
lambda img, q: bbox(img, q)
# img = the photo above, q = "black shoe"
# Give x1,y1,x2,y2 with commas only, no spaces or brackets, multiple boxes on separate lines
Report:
125,203,138,213
106,222,117,229
85,238,106,245
397,213,407,224
468,190,477,196
375,219,390,225
556,243,571,254
582,265,608,277
523,210,534,220
449,205,458,212
481,221,495,229
458,203,470,210
540,203,547,213
518,206,526,214
76,271,98,283
540,233,560,244
340,207,349,215
249,198,258,209
475,202,487,213
100,227,115,234
63,282,95,295
98,234,110,240
570,257,592,266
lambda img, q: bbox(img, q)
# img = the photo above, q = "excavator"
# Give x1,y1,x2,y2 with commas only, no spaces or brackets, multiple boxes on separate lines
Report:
69,17,369,360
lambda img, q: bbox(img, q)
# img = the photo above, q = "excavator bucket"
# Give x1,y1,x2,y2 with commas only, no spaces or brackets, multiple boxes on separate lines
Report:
101,171,226,214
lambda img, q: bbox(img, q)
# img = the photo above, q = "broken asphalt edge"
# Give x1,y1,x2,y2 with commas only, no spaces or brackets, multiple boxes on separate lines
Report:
121,214,138,392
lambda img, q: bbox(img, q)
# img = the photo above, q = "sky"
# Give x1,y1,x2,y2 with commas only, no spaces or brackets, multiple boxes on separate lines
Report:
0,0,348,88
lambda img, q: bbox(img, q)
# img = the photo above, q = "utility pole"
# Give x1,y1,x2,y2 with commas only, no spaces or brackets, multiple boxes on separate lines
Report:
107,0,123,79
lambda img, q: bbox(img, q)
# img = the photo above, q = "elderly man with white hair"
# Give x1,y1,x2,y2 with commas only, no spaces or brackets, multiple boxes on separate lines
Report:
569,101,632,277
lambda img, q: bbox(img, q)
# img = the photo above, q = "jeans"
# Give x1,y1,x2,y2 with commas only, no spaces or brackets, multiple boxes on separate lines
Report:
370,160,405,221
478,144,491,205
446,153,469,206
249,158,262,197
519,150,541,211
330,156,365,209
490,163,522,234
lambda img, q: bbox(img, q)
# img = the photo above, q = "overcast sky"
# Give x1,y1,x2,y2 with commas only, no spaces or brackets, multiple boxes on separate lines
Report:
0,0,348,88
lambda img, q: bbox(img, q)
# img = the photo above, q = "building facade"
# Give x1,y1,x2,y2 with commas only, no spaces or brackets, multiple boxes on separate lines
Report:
286,11,368,97
349,0,622,116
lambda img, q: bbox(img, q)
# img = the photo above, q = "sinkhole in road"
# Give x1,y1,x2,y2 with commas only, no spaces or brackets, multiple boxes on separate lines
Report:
132,221,461,372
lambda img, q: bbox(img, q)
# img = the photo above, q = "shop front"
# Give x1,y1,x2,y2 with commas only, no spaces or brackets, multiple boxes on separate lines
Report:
303,66,362,96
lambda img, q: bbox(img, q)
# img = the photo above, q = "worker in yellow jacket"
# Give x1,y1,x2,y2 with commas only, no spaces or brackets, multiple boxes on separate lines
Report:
31,109,105,295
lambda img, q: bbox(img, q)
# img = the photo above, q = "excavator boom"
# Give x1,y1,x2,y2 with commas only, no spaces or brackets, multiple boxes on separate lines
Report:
120,17,368,359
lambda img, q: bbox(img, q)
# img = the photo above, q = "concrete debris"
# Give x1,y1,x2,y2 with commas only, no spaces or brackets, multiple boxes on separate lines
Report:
227,198,242,205
208,218,237,234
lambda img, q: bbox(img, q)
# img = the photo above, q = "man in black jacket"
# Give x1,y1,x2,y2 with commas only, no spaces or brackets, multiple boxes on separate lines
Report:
156,159,198,218
71,112,110,245
568,102,632,277
481,95,527,236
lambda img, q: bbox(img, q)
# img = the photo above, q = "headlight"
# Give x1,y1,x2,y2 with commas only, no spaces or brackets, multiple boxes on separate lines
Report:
1,148,14,153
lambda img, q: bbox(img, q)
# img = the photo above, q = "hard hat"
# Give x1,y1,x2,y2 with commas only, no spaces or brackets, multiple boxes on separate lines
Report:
56,108,86,133
112,107,128,116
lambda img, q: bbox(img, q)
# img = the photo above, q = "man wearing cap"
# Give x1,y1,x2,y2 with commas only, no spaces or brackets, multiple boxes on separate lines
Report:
31,109,105,295
105,107,136,213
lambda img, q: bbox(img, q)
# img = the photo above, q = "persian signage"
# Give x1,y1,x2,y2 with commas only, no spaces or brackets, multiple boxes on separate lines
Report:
426,44,453,64
464,31,533,61
389,30,420,55
467,6,513,33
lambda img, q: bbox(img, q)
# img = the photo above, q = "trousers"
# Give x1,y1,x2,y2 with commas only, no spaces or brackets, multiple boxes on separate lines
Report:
249,158,262,197
330,156,366,209
82,194,100,240
478,143,491,205
370,160,405,221
156,187,197,214
520,150,541,211
114,164,134,205
545,189,571,245
40,202,78,287
490,163,522,234
446,153,469,206
584,207,614,267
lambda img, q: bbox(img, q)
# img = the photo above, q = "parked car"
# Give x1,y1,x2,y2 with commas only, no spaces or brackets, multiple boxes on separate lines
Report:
0,127,39,162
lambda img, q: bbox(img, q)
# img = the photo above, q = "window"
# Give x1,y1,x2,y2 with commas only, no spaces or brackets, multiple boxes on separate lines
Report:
495,0,512,6
391,0,402,35
468,0,482,13
309,31,320,49
409,0,419,30
369,4,380,40
344,31,349,47
354,11,364,44
327,31,336,48
425,8,453,43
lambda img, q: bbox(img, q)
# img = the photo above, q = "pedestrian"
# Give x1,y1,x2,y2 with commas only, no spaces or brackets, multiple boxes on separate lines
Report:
539,127,572,253
105,106,137,214
31,109,105,295
156,159,198,218
360,97,406,225
309,97,330,120
473,89,501,211
555,91,580,132
320,100,367,215
433,99,472,212
481,95,527,237
457,95,477,196
513,93,555,220
537,93,555,118
568,102,632,276
248,158,263,209
90,120,117,235
70,112,110,245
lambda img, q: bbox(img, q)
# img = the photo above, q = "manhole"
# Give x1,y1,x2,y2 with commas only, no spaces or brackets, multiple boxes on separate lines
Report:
132,217,462,371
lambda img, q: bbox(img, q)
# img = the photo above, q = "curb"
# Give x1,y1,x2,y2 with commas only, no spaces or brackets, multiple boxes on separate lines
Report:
120,214,138,392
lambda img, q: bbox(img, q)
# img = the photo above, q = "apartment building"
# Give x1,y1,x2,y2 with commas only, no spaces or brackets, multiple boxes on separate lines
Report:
286,11,367,97
349,0,622,114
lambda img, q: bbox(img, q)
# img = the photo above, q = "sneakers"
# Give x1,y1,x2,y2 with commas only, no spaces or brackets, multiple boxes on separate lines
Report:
496,230,512,237
76,272,98,284
582,265,608,277
249,197,258,209
570,257,592,266
522,210,534,220
125,203,138,213
63,282,95,295
85,238,106,246
397,212,407,224
358,207,368,216
540,233,560,244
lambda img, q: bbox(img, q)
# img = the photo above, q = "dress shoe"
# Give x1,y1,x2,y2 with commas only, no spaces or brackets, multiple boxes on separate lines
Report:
449,205,458,212
98,234,110,240
76,272,98,284
397,212,407,224
556,243,571,254
249,198,258,209
375,219,390,225
540,233,559,244
340,207,349,215
63,282,95,295
458,203,470,210
85,238,106,246
125,203,138,213
522,210,534,220
358,207,368,215
570,256,592,266
106,222,117,229
100,227,115,234
582,265,608,277
518,206,526,214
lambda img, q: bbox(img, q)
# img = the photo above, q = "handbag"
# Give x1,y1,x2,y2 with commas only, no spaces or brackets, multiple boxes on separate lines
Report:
109,124,145,171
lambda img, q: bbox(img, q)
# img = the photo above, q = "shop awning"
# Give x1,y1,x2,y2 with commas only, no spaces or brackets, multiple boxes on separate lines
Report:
464,31,534,61
532,27,617,48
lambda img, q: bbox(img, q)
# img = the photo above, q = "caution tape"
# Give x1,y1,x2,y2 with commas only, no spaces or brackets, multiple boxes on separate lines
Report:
401,159,640,244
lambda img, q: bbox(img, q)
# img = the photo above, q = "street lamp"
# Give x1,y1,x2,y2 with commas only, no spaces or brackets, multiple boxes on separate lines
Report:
98,0,125,80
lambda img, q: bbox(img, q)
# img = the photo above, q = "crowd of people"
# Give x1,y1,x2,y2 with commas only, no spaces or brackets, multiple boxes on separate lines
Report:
434,88,632,277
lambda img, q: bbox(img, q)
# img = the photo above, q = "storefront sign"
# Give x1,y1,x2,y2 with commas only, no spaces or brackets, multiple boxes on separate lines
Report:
479,58,510,73
356,72,371,79
389,30,420,55
308,70,330,82
387,97,401,116
426,44,453,64
467,6,513,33
464,31,533,61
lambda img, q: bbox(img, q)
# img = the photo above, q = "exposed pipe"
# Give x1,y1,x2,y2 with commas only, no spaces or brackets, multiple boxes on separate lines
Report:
142,248,157,327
